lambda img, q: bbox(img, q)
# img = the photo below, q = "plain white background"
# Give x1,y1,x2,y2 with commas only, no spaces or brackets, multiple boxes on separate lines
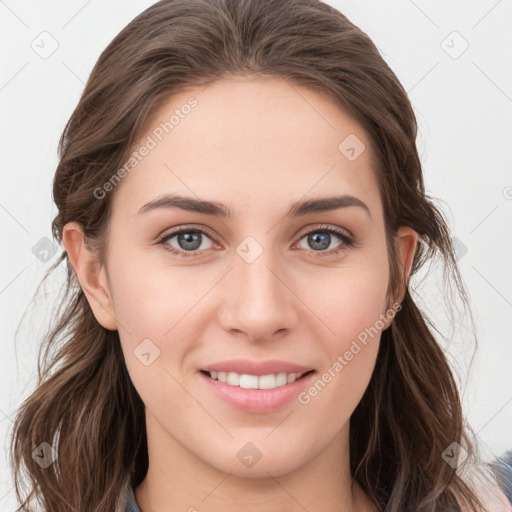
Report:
1,0,511,508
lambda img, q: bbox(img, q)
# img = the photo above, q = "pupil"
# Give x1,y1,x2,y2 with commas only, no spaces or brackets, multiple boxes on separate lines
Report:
309,232,330,251
175,231,331,252
179,231,201,251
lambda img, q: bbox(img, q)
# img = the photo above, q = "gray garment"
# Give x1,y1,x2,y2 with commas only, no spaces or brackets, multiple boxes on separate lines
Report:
124,485,142,512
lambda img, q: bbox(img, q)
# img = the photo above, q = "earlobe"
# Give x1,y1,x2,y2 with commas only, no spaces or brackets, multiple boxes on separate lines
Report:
61,222,118,330
395,226,418,305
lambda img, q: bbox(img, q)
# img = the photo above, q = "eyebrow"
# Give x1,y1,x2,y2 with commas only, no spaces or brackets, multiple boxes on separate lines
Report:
136,193,371,219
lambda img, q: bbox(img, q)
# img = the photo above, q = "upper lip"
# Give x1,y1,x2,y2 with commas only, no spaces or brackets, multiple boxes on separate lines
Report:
201,359,315,376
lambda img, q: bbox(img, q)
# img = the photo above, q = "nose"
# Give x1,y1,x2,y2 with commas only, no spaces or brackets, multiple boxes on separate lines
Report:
218,251,299,343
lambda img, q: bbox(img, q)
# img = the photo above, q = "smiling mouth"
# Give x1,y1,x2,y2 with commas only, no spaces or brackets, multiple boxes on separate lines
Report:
200,370,315,390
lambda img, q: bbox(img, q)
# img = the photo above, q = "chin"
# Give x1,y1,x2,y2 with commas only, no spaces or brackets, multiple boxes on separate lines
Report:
205,446,309,479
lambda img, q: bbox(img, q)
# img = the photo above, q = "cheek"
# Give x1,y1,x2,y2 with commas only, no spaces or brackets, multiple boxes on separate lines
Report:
299,290,384,429
108,257,199,406
108,233,390,351
107,251,220,403
107,248,205,337
315,256,390,341
304,256,388,409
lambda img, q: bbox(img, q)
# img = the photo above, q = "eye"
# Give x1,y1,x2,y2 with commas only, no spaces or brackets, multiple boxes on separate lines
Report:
157,224,355,259
158,226,217,259
295,224,355,255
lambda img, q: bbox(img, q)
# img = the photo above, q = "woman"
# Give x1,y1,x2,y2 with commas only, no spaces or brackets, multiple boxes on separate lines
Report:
9,0,511,510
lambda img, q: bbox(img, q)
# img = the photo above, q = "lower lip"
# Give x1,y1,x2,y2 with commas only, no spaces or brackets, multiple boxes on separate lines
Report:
199,371,316,413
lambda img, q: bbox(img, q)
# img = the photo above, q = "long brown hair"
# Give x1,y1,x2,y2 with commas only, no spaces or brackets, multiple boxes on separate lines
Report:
10,0,490,510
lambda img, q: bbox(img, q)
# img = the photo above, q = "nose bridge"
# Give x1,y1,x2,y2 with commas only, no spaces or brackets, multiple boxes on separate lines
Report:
219,238,298,341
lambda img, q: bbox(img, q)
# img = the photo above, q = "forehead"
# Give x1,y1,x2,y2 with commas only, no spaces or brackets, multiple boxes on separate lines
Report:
112,76,382,220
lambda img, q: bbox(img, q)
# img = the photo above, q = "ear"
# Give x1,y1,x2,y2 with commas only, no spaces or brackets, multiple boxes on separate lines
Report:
61,222,118,330
381,226,417,331
394,226,418,305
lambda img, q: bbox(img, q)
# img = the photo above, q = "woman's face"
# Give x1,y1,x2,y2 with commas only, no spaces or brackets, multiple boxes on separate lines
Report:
77,76,413,478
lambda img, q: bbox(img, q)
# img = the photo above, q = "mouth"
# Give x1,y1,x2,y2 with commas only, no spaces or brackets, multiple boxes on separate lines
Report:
200,369,315,390
198,360,317,413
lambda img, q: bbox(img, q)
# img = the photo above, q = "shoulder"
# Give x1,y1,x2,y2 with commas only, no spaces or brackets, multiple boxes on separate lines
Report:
455,455,512,512
459,482,512,512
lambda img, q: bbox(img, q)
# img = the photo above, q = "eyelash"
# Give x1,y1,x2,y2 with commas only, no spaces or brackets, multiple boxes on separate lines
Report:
157,224,356,259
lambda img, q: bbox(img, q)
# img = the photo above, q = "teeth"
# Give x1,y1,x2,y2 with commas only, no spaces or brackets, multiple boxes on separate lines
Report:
207,370,307,389
258,374,276,389
227,372,240,386
275,373,287,386
239,374,259,389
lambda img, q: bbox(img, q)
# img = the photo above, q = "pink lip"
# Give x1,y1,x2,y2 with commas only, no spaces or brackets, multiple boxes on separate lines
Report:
198,364,316,414
201,359,314,376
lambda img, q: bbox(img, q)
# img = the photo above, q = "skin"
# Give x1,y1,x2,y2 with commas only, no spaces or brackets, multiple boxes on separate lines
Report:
63,76,417,512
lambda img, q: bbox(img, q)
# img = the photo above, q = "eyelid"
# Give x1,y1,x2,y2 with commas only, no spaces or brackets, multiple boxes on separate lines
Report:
157,224,219,243
157,222,356,257
295,223,353,240
158,223,353,243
